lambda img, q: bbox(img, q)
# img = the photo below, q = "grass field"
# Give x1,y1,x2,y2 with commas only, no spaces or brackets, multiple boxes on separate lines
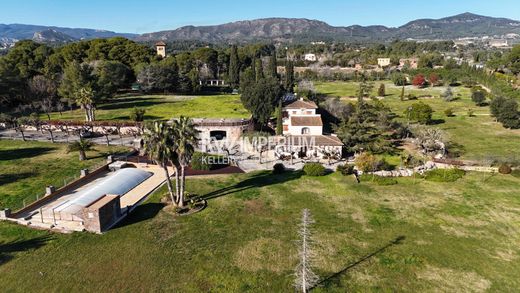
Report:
315,81,520,161
47,94,249,121
0,140,129,210
1,168,519,291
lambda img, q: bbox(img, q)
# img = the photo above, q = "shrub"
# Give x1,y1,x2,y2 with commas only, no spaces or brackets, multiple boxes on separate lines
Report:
444,108,454,117
404,102,433,124
130,107,146,122
377,83,385,96
471,90,486,106
412,74,426,88
355,153,378,173
511,169,520,178
424,168,465,182
498,164,512,174
378,159,394,171
360,174,398,185
303,163,326,176
272,163,285,174
392,73,407,86
337,164,355,176
467,109,475,117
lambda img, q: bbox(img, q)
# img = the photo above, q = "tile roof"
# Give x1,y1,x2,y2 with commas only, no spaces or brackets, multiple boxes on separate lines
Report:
284,99,318,109
290,116,323,126
283,135,344,146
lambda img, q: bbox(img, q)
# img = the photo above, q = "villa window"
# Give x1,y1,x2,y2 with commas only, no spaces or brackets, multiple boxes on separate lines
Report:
301,127,311,135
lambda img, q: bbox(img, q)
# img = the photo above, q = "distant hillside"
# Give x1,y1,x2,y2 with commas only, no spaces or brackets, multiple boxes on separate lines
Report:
2,13,520,46
0,23,137,45
137,13,520,43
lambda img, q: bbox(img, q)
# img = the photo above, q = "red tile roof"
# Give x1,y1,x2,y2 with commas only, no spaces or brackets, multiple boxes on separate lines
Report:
290,116,323,126
282,135,344,146
284,99,318,109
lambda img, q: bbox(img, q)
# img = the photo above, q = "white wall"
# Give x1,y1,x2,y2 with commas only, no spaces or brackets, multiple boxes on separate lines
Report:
287,125,322,136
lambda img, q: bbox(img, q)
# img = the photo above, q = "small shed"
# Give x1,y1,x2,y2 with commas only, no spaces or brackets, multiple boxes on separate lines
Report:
82,194,121,233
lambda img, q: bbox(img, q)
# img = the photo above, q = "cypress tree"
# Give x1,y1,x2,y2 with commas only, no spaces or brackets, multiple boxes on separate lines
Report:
255,58,263,81
267,53,278,79
228,45,240,89
284,60,295,93
276,99,283,135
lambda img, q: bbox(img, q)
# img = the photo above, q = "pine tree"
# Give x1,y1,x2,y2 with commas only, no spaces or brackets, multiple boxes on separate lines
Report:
294,209,319,293
228,45,240,89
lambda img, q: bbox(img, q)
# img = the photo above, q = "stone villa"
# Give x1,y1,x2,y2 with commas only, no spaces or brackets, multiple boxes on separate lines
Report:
279,98,343,159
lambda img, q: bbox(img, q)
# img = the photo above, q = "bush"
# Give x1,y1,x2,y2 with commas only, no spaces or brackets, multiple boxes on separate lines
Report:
355,153,378,173
404,102,433,124
303,163,326,176
467,109,475,117
360,174,398,185
498,164,512,174
424,168,465,182
272,163,285,174
337,164,355,176
130,107,146,122
511,169,520,178
444,108,454,117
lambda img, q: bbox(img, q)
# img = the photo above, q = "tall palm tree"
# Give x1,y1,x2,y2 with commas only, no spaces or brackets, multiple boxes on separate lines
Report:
173,116,199,207
67,138,93,161
142,121,177,203
76,87,95,122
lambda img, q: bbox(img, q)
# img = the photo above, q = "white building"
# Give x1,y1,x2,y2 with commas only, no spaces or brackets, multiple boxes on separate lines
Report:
304,53,317,62
279,98,343,159
377,58,391,68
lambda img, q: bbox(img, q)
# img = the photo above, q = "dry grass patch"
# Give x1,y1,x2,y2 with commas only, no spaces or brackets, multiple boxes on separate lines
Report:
417,265,491,293
233,238,296,273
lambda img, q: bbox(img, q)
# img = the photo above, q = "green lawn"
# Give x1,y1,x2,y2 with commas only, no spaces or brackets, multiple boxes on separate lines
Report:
315,81,520,161
48,94,249,121
1,169,519,291
0,140,129,210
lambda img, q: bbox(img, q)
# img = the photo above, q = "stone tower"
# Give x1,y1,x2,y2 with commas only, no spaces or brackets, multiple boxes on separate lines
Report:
155,41,166,58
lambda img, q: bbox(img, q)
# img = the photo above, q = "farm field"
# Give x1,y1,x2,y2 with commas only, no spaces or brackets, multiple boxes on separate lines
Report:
0,140,129,210
1,168,520,291
46,94,249,121
315,81,520,161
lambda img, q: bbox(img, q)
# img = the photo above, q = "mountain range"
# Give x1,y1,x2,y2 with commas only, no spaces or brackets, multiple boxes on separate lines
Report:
1,13,520,47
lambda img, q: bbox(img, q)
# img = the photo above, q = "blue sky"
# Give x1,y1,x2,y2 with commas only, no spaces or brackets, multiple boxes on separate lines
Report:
0,0,519,33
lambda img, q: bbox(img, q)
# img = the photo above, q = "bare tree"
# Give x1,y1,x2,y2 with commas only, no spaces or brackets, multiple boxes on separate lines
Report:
41,123,55,143
294,209,319,293
99,126,117,146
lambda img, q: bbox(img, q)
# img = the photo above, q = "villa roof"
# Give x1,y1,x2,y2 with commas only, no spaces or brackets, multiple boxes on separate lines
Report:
284,135,344,146
155,41,166,46
284,99,318,109
290,116,323,126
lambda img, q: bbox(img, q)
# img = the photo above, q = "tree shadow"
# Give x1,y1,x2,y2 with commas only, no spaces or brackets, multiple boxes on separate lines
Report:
199,170,304,201
429,119,445,125
0,235,53,266
311,235,406,291
0,147,54,161
0,172,36,185
113,202,166,229
98,99,167,111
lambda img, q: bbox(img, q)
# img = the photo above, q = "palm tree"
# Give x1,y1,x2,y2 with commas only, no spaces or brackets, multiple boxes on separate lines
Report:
142,121,177,204
76,87,95,122
173,116,198,207
67,138,93,161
